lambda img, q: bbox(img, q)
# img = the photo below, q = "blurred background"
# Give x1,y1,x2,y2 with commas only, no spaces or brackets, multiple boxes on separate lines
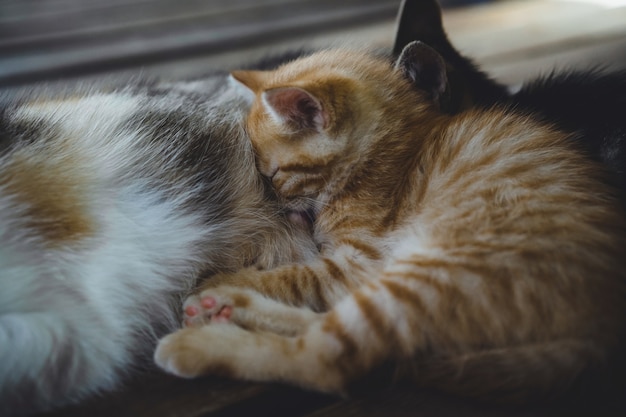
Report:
1,0,626,89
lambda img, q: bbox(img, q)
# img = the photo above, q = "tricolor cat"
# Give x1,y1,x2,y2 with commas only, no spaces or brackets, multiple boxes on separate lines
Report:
0,75,316,416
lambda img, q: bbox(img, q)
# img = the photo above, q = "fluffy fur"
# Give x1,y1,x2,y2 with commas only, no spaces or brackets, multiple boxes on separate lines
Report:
0,73,317,416
154,44,626,402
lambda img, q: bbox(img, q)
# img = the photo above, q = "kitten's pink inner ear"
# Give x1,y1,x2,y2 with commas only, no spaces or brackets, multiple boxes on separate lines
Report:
263,87,328,131
231,70,264,93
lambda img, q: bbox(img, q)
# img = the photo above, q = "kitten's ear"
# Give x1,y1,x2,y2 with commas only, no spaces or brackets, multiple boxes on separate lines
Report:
395,40,449,109
263,87,328,131
230,70,267,93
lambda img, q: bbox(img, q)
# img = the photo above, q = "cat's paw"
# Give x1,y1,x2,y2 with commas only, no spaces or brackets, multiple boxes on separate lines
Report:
154,328,205,378
155,325,240,379
182,286,248,328
183,282,318,335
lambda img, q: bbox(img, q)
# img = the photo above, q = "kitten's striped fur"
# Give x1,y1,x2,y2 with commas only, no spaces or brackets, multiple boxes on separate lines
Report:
155,44,626,402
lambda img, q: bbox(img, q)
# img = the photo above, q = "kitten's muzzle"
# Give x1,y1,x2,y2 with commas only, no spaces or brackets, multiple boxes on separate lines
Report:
267,167,279,181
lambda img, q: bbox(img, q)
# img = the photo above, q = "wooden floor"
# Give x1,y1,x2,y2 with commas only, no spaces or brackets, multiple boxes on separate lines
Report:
445,0,626,85
37,366,626,417
8,0,626,416
3,0,626,88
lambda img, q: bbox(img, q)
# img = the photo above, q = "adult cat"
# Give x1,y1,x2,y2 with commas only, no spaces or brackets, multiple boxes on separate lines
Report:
0,65,317,416
393,0,626,194
155,42,626,403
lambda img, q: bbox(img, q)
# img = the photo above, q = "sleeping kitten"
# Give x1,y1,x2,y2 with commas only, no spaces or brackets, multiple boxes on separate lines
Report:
393,0,626,194
0,69,317,416
155,42,626,403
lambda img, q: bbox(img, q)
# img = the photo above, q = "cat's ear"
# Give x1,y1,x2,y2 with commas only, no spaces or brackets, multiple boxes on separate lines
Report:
395,40,449,109
230,70,267,93
262,87,328,131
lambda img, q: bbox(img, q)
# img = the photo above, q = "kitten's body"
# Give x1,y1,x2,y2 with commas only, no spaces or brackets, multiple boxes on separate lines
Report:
155,45,626,402
0,74,316,416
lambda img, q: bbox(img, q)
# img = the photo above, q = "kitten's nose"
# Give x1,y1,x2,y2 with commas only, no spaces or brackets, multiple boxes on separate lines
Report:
257,159,278,180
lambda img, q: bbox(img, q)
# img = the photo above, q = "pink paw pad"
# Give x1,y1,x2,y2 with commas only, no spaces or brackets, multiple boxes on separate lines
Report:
209,305,232,323
218,305,232,319
184,305,198,317
201,296,217,309
183,294,234,326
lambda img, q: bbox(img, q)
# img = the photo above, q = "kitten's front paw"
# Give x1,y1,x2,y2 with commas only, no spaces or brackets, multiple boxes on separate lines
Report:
182,286,249,328
155,325,239,379
154,328,208,378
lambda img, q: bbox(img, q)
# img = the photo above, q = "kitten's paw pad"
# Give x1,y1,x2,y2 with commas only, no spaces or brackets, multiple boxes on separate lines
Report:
199,288,244,321
212,304,232,323
183,287,247,327
182,295,210,327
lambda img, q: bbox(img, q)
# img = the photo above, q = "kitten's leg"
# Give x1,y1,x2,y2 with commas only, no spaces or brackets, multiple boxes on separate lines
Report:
183,253,374,333
183,286,319,336
158,267,605,399
155,320,349,392
193,235,381,315
156,282,402,393
194,264,350,313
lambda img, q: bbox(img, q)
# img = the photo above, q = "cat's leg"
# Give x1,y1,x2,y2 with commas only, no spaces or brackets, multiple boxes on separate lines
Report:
183,286,319,336
155,281,406,393
191,233,381,318
158,270,606,399
183,248,377,333
155,319,349,393
193,263,348,313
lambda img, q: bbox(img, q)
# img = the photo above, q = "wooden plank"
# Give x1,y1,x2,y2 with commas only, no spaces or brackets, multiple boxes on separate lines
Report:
4,0,626,88
442,0,626,84
445,0,626,62
0,0,396,41
38,370,268,417
0,0,401,87
485,35,626,85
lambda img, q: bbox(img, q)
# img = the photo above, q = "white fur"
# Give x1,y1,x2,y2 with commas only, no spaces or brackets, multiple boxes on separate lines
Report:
0,102,215,414
0,80,316,416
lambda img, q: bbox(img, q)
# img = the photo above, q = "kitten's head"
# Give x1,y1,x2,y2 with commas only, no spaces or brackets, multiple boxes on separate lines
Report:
230,42,447,214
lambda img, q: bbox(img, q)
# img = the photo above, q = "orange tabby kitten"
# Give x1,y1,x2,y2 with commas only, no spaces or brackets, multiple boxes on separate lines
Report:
155,42,626,402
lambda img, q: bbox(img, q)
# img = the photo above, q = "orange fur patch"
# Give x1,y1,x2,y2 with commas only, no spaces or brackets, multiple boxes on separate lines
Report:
1,153,93,246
